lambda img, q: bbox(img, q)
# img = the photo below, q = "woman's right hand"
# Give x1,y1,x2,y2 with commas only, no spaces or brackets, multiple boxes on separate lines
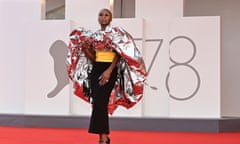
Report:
81,40,96,62
82,40,91,49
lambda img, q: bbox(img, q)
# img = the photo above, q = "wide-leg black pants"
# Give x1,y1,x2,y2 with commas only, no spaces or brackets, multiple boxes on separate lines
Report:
88,62,117,134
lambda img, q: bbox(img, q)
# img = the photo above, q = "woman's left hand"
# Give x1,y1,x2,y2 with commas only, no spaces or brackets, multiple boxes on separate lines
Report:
99,69,111,85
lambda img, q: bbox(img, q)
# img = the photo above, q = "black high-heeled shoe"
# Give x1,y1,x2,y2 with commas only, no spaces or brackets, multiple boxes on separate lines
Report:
106,137,110,144
99,137,110,144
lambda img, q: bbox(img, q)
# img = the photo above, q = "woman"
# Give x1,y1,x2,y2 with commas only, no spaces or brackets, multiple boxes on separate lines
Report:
67,8,147,144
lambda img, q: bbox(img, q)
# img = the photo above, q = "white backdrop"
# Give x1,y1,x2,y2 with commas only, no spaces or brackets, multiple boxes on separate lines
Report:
168,17,220,118
0,0,37,114
0,0,221,118
25,20,70,115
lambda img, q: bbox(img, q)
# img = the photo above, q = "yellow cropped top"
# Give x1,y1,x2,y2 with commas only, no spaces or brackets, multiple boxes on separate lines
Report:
95,51,116,62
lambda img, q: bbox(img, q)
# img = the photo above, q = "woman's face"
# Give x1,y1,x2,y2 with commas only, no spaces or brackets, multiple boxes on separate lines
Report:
98,9,112,26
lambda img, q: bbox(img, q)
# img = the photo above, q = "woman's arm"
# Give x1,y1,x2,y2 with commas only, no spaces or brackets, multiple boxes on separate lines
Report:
81,40,96,61
107,52,120,73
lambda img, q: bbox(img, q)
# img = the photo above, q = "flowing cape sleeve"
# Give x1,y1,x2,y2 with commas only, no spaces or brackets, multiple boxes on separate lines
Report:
66,27,93,102
107,27,147,114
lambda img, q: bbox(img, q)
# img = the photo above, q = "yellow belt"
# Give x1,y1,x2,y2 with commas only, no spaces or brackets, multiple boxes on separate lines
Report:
95,51,116,62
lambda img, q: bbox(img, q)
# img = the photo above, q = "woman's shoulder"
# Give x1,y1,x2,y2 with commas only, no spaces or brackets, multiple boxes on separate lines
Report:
111,26,126,32
70,27,93,37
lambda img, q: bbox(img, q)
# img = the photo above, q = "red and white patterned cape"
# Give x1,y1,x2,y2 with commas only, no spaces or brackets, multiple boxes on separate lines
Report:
67,25,147,114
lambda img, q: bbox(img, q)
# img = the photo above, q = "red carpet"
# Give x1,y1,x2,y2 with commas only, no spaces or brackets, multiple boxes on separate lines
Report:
1,126,240,144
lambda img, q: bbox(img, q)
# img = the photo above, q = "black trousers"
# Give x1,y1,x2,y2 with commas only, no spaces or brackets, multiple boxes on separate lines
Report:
88,62,117,134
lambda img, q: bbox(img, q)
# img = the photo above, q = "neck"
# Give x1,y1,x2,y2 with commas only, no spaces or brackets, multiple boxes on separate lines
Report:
101,24,109,31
